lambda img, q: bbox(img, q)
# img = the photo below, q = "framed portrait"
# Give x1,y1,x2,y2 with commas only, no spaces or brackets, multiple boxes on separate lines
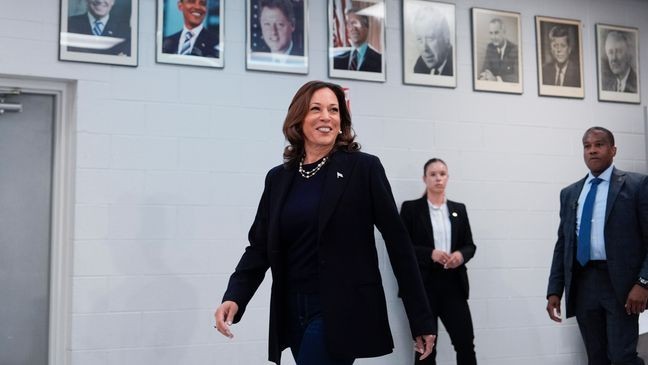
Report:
471,8,522,94
156,0,224,68
596,24,640,104
328,0,386,82
246,0,308,74
403,0,456,88
59,0,138,66
535,16,584,98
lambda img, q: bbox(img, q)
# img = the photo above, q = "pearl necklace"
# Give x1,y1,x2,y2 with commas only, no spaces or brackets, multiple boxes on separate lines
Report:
299,156,328,179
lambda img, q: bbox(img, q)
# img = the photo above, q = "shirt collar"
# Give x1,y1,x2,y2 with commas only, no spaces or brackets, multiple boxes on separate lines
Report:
87,12,110,26
586,164,614,184
183,24,204,37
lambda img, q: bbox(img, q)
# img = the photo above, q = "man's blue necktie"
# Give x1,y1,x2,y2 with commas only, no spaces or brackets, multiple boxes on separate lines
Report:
92,20,104,36
180,31,193,55
577,177,603,266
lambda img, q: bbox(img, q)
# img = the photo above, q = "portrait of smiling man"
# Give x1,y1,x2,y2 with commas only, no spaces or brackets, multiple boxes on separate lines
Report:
66,0,132,55
162,0,220,58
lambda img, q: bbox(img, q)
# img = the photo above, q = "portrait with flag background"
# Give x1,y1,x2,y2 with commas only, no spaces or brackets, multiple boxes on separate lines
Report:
328,0,386,82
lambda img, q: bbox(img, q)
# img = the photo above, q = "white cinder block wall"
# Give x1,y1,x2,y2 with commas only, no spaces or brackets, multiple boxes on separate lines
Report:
1,0,647,364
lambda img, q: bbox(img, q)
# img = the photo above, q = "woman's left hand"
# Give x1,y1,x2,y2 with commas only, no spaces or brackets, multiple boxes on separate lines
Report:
414,334,436,360
443,251,464,269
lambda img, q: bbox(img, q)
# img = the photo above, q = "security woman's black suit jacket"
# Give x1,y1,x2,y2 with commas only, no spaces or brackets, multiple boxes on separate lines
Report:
400,197,477,298
222,151,435,364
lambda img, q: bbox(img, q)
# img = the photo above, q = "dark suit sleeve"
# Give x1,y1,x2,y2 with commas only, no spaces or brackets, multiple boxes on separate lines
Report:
547,188,568,298
637,175,648,279
399,201,433,267
369,156,436,336
456,204,477,263
222,170,273,322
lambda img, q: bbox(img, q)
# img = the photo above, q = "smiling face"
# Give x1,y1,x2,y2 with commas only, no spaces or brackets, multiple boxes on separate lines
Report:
301,88,341,157
582,130,616,176
346,12,369,47
178,0,207,29
259,6,294,53
423,161,449,195
86,0,115,18
605,33,631,76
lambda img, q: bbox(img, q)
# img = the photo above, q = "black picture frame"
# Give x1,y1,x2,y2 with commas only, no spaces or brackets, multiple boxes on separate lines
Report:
535,16,584,99
596,23,641,104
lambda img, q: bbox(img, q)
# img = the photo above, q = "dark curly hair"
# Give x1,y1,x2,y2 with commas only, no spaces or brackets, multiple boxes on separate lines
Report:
282,80,360,166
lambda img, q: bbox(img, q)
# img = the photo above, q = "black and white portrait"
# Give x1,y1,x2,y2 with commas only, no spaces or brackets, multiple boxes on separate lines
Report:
471,8,523,94
596,24,640,103
403,0,456,88
536,16,584,98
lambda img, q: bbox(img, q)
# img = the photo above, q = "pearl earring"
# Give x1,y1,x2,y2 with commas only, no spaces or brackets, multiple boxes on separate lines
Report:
338,130,343,135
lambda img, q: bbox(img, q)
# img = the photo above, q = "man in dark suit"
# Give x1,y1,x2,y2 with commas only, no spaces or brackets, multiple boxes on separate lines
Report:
541,25,581,87
478,18,518,83
67,0,131,55
547,127,648,365
601,31,638,93
411,5,453,76
333,8,382,73
162,0,219,58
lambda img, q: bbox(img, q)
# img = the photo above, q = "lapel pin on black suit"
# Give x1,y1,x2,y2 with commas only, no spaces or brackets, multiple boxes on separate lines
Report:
336,172,343,179
452,212,458,217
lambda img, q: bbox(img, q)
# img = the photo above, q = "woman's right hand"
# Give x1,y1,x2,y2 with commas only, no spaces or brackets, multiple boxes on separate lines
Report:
214,301,239,338
431,249,450,266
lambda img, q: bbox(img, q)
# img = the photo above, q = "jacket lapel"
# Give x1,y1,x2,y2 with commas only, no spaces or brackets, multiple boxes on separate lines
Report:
317,152,354,238
447,200,459,251
605,168,625,224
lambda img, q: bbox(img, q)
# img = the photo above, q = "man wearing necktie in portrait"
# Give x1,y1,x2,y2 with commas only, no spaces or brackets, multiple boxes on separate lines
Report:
412,5,453,76
478,18,518,83
601,31,638,93
162,0,220,58
547,127,648,365
67,0,131,55
541,25,581,87
333,8,382,73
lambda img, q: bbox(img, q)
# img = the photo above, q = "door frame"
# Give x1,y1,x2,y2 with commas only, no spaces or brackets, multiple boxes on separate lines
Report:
0,75,76,365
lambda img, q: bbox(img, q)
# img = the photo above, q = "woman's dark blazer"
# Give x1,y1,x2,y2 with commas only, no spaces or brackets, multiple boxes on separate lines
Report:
400,197,477,298
222,151,435,364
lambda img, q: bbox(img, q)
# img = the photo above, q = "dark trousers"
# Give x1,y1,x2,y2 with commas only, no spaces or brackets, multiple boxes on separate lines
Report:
575,262,644,365
415,270,476,365
286,293,355,365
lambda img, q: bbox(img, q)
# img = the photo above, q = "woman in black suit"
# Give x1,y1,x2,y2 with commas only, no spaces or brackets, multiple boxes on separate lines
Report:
214,81,436,365
400,158,477,365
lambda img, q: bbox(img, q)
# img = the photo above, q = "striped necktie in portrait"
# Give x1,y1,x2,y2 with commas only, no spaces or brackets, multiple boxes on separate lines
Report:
180,31,194,55
92,20,104,36
349,49,358,70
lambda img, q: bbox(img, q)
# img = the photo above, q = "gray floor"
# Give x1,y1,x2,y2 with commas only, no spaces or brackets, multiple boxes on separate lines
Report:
639,333,648,360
